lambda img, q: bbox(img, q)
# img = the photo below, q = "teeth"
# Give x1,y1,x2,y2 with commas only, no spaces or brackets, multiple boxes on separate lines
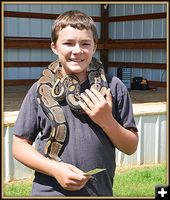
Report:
70,59,83,62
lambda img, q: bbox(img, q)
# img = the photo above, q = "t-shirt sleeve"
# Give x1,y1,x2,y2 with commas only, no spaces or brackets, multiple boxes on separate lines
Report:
13,83,40,142
109,76,138,133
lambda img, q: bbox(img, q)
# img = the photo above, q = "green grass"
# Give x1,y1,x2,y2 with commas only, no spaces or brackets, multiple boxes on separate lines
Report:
3,179,32,197
3,163,167,197
113,163,167,197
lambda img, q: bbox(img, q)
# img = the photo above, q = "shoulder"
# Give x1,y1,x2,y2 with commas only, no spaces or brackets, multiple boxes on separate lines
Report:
27,81,38,95
25,81,38,101
108,75,125,86
107,75,128,98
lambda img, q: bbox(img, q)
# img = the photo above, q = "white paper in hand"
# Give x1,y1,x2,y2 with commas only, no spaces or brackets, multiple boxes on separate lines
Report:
84,168,106,176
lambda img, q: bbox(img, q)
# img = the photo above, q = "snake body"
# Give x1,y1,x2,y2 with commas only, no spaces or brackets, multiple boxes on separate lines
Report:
37,57,108,161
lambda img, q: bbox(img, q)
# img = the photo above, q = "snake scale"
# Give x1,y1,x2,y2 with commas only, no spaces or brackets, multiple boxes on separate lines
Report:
37,57,108,161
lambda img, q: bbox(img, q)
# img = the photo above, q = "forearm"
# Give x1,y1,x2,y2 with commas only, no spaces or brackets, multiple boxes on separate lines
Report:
12,135,57,177
12,135,91,191
101,115,138,155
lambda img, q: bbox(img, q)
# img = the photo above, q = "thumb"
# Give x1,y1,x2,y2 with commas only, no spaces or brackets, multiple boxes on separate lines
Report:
70,165,84,175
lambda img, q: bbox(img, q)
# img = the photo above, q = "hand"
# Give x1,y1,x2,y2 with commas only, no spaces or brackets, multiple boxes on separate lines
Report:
79,88,113,126
51,162,91,191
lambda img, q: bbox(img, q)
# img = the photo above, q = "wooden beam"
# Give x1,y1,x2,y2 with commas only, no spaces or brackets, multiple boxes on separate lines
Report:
100,4,109,73
4,11,101,22
108,62,166,69
4,79,37,86
4,37,51,49
5,61,50,68
4,11,166,22
4,11,59,19
106,39,166,49
108,12,166,22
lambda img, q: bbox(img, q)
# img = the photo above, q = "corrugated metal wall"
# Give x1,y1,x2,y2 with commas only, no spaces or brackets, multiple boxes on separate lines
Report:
4,3,167,82
108,4,167,82
4,3,101,80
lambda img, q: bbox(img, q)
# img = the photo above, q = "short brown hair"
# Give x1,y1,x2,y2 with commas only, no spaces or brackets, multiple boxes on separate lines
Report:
51,10,98,44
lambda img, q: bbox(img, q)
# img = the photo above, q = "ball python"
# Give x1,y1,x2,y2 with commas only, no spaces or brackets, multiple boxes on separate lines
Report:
37,57,108,161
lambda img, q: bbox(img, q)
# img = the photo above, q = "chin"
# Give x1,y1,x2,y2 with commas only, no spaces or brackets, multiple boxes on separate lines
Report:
70,68,85,74
67,65,86,73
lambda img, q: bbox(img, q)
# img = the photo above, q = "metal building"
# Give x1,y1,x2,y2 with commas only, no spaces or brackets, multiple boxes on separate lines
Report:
2,2,168,182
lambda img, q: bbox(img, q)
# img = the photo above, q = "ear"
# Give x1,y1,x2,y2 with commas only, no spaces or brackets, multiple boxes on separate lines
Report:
51,42,58,55
93,43,97,54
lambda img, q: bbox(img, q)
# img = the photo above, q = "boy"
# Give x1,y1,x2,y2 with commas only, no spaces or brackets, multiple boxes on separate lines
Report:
12,10,138,196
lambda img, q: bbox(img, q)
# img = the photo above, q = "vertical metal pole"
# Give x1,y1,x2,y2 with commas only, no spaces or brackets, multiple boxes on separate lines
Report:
100,4,109,74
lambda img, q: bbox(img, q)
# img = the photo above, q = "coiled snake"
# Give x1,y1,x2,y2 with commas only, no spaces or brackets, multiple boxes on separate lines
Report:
37,57,108,161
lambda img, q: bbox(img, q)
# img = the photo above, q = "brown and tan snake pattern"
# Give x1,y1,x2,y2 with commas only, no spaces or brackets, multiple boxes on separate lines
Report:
36,57,108,161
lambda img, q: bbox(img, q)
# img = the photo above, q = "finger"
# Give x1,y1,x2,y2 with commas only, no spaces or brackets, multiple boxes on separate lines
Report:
80,92,94,109
90,87,105,101
79,100,93,116
64,182,85,191
85,89,100,103
69,165,90,181
83,174,94,180
68,172,87,183
66,181,87,191
106,88,112,106
70,165,86,176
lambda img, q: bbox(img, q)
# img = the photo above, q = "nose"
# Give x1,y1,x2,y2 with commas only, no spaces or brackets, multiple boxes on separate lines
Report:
72,44,83,54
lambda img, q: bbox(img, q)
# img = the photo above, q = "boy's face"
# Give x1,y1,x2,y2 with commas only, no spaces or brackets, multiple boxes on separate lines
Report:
51,26,97,78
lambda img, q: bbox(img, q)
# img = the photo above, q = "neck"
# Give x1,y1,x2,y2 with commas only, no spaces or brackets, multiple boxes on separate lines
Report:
77,73,87,84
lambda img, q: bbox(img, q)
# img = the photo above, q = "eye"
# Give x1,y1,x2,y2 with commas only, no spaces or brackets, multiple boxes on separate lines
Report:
82,43,90,46
63,42,73,45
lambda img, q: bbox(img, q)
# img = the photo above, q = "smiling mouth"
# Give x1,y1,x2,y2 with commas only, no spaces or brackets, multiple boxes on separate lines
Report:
69,59,84,62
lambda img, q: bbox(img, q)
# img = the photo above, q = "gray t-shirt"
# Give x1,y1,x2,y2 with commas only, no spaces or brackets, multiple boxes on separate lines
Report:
13,76,137,196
